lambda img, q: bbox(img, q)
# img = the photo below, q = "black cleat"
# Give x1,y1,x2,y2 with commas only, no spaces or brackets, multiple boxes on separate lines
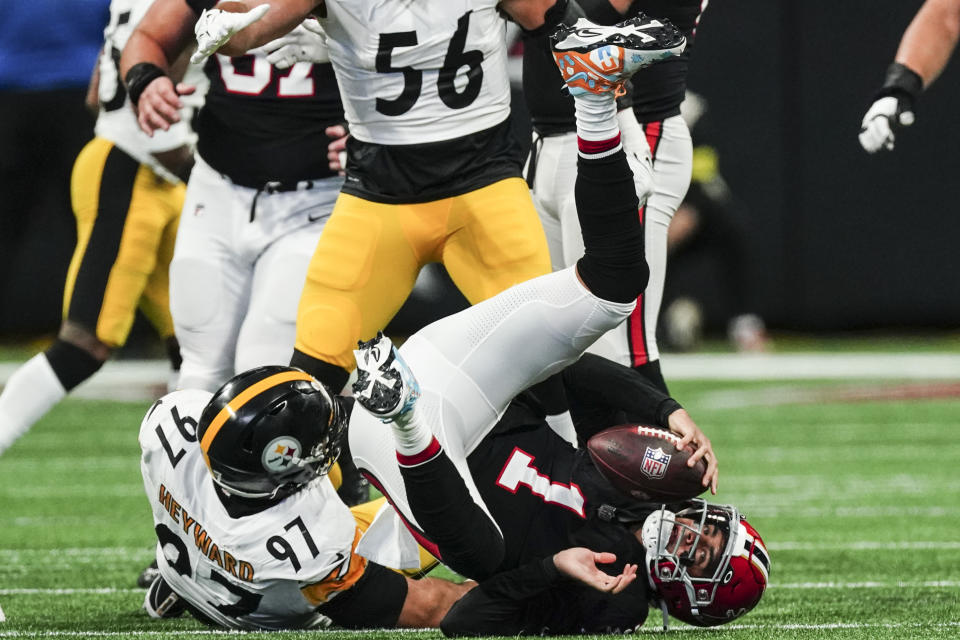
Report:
352,332,420,422
143,576,186,619
551,15,686,96
137,559,160,589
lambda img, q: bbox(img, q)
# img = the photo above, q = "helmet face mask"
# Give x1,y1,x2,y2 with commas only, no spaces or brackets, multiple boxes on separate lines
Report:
198,366,347,501
642,499,770,627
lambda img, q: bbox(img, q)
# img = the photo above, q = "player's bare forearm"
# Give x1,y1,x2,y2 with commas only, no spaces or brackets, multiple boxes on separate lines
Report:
397,576,475,628
120,0,197,76
122,0,199,135
215,0,317,56
122,31,172,77
895,0,960,87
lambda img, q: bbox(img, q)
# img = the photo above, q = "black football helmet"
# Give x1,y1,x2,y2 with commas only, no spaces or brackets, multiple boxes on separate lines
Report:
197,366,347,499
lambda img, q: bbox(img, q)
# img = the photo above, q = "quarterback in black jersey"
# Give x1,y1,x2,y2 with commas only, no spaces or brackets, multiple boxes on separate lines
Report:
121,0,346,392
446,354,694,634
347,19,767,633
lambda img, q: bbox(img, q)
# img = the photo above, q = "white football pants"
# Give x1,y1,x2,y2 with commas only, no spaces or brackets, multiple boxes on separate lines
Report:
533,112,692,367
171,156,342,391
350,267,635,568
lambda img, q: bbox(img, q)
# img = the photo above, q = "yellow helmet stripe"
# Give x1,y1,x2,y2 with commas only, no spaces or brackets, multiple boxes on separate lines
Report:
200,370,315,458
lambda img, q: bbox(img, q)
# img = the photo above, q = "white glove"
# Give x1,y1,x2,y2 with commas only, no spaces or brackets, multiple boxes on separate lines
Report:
262,20,329,69
191,5,271,65
858,95,915,153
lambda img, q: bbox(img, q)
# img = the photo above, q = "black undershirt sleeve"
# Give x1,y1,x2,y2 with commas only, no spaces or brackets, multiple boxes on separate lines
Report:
184,0,217,15
441,555,650,636
315,561,408,629
562,354,683,443
440,557,565,637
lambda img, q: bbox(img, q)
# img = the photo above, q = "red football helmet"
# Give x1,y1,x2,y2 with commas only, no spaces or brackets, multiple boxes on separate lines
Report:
641,499,770,628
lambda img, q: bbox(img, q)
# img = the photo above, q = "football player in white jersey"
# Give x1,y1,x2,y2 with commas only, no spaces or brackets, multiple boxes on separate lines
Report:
0,0,196,457
120,0,346,395
139,367,469,630
174,0,580,403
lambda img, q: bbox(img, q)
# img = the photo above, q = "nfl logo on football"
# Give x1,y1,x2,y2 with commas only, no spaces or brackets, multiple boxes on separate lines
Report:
641,446,671,479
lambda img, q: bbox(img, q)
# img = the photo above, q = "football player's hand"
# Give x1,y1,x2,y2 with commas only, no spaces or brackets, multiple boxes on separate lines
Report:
667,409,718,495
553,548,637,594
625,144,654,205
859,95,915,153
263,19,328,68
191,4,271,65
135,76,197,136
326,125,349,175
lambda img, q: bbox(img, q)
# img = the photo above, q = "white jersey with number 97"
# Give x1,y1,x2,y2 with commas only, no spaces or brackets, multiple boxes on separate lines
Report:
139,390,362,630
322,0,511,145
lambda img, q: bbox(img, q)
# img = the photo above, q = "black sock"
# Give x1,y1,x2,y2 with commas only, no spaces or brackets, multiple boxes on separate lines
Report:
399,447,504,580
44,339,105,391
335,435,370,507
290,348,350,393
164,336,182,372
574,151,648,303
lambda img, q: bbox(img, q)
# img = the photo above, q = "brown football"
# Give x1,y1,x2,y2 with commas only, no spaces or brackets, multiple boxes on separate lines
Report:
586,424,707,503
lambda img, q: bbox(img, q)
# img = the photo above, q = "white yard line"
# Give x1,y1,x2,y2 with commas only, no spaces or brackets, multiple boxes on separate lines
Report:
773,580,960,589
4,578,960,597
664,621,960,632
732,504,960,518
0,630,435,638
0,548,146,557
0,622,958,636
768,541,960,551
3,354,960,404
0,589,140,595
6,539,960,558
661,353,960,380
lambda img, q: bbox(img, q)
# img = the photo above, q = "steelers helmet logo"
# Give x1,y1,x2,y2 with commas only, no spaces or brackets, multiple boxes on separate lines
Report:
262,436,302,472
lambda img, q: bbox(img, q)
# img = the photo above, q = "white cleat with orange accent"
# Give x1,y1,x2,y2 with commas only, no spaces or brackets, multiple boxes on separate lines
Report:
551,15,686,96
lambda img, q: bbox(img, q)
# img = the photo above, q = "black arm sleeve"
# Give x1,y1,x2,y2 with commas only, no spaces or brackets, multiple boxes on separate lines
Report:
441,555,650,636
562,354,683,443
315,561,408,629
441,557,562,637
185,0,217,15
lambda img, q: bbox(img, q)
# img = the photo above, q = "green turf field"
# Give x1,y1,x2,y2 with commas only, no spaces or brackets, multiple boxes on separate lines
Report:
1,377,959,639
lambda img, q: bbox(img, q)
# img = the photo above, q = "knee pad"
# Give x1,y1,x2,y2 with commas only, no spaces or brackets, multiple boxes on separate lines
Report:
296,298,363,371
169,258,222,330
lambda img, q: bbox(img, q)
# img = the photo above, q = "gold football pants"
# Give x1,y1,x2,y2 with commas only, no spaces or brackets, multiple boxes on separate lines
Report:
295,177,551,369
65,137,184,347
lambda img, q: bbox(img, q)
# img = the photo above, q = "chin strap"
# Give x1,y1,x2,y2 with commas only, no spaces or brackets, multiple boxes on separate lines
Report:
659,599,670,631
